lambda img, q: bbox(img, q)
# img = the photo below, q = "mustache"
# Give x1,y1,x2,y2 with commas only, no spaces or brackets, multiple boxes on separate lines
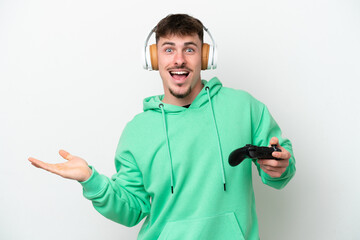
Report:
167,65,192,71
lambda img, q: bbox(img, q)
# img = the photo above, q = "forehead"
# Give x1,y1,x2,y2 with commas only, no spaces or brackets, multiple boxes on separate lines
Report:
157,34,202,46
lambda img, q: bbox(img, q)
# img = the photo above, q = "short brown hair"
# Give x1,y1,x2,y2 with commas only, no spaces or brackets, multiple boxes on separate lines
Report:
155,14,204,44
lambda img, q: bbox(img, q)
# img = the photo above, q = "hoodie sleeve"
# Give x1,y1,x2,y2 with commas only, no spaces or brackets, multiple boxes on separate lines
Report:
79,124,150,227
251,101,296,190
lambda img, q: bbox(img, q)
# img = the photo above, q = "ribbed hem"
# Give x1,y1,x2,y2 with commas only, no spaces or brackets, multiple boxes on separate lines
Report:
78,166,108,195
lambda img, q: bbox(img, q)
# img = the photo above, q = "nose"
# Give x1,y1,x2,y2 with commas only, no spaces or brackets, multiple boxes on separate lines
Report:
173,52,186,66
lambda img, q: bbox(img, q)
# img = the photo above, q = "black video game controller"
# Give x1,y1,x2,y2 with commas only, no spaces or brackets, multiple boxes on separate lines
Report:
228,144,282,167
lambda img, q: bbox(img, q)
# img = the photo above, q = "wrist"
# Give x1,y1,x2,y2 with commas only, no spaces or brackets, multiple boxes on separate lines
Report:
79,166,93,182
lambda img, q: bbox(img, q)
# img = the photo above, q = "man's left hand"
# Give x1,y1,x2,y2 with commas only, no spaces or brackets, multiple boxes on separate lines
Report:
257,137,291,178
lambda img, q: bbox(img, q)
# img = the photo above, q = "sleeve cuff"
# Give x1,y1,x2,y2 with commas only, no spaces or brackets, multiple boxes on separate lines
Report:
78,166,108,196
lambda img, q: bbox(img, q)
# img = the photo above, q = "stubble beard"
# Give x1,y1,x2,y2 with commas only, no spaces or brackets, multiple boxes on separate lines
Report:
169,85,192,99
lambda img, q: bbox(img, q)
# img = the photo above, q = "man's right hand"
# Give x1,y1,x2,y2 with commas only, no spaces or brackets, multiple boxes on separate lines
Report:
28,150,92,182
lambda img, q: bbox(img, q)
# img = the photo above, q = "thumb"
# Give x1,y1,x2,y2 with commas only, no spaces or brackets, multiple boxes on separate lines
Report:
59,149,73,161
269,137,279,146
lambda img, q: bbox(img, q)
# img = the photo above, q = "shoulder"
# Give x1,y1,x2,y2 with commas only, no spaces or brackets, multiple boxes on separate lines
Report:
129,110,160,127
218,86,265,108
122,111,157,132
118,110,161,144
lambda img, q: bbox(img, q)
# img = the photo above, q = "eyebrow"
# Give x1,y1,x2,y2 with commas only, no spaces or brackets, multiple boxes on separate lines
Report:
161,41,198,47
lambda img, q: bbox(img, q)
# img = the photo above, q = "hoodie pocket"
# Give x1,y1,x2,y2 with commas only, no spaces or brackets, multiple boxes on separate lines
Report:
158,212,245,240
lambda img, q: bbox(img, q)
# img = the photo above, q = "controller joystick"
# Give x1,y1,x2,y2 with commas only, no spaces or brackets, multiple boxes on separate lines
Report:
228,144,282,167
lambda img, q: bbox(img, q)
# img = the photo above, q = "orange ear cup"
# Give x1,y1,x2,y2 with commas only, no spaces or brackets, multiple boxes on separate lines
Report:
149,43,210,71
201,43,210,70
149,44,159,70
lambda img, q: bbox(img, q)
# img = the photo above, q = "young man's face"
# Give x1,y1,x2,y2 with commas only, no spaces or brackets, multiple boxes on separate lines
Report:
157,34,203,105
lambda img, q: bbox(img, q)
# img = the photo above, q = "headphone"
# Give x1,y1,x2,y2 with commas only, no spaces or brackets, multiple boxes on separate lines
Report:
143,26,217,71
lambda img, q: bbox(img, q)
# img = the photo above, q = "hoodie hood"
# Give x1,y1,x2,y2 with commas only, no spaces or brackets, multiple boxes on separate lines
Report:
143,77,223,113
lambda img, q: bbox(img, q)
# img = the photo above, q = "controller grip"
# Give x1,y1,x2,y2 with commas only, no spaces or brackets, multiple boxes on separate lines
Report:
248,145,281,159
228,144,281,167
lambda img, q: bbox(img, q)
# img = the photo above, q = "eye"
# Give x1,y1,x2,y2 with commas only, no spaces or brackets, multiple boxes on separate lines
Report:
185,48,194,53
165,48,173,53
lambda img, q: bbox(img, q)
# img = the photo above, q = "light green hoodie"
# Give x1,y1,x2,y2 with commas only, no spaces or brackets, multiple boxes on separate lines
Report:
80,77,296,239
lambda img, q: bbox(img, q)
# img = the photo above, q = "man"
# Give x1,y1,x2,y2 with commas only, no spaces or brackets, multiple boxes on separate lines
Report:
29,14,296,239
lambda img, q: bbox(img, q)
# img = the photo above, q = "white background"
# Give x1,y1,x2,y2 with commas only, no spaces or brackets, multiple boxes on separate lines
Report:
1,0,359,239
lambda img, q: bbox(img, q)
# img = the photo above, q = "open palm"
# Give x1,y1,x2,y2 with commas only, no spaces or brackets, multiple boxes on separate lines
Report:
28,150,92,182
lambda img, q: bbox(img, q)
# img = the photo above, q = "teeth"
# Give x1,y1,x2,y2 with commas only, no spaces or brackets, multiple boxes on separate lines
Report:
170,71,188,75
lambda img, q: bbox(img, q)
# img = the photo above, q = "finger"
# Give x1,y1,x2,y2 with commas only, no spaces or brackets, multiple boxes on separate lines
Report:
59,149,73,161
261,167,285,178
28,157,58,173
258,159,289,168
28,157,47,169
272,149,291,160
269,137,279,147
261,164,286,172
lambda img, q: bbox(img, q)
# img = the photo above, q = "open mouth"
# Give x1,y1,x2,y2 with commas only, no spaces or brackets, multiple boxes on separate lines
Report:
169,70,190,81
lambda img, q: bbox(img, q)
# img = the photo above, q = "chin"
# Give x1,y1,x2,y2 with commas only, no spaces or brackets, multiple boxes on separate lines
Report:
169,86,192,99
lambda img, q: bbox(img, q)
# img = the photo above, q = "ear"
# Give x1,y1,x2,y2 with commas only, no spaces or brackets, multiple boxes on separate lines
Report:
149,44,158,70
201,43,210,70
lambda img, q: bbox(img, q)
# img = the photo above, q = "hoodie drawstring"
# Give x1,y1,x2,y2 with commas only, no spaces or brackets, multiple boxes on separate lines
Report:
159,87,227,194
159,103,174,194
206,87,227,191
